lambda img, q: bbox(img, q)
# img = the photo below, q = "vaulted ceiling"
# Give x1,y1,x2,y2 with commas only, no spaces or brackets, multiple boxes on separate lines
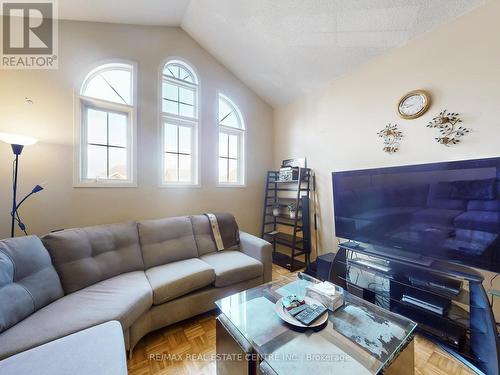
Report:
59,0,486,107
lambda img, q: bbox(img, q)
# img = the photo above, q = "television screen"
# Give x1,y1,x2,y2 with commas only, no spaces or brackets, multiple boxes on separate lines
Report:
332,157,500,272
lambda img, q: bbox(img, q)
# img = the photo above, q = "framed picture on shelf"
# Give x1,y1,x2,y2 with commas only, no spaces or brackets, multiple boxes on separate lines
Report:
281,157,306,168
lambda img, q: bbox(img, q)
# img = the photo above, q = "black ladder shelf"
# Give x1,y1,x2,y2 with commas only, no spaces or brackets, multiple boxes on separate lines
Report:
261,168,312,272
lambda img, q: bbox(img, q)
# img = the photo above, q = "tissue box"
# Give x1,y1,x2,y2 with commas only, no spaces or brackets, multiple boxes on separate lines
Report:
305,281,344,312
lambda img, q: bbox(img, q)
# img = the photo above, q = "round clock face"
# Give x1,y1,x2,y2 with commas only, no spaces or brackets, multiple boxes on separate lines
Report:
398,90,430,119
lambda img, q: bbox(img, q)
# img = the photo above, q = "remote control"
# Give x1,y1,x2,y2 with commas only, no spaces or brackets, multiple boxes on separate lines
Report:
294,304,327,326
287,304,309,317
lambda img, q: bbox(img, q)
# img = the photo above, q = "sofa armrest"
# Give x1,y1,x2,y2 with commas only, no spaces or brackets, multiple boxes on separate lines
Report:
239,231,273,283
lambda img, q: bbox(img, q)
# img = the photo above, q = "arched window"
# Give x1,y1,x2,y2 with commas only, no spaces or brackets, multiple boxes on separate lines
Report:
161,60,199,185
77,62,136,186
218,94,245,185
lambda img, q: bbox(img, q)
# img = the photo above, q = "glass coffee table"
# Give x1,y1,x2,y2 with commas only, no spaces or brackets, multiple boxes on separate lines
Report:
215,273,417,375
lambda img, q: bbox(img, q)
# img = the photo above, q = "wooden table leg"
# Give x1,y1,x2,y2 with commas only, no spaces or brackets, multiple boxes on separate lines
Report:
384,339,415,375
216,316,257,375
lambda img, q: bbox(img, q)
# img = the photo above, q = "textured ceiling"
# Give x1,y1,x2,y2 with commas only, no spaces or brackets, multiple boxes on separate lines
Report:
58,0,486,107
58,0,190,26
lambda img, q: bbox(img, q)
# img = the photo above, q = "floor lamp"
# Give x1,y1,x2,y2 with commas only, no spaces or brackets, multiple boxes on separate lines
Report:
0,132,43,237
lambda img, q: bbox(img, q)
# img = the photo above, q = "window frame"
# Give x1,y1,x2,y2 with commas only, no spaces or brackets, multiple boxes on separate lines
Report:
74,61,137,188
217,93,246,187
159,58,200,188
80,64,134,106
161,116,198,186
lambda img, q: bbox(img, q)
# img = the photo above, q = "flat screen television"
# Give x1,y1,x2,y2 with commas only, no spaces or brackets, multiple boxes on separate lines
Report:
332,157,500,272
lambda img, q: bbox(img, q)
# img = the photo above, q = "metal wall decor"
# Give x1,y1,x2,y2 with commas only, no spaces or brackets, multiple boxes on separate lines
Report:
427,110,470,146
377,123,403,154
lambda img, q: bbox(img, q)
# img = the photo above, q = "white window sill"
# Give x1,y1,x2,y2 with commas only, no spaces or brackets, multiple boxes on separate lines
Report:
160,183,201,189
73,181,137,188
217,183,247,189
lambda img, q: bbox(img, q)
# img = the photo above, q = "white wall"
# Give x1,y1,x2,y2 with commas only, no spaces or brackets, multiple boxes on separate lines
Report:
274,0,500,255
0,20,273,238
273,1,500,313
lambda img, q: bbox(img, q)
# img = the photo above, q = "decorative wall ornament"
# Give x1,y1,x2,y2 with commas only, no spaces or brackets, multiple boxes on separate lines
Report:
427,109,470,146
377,123,403,154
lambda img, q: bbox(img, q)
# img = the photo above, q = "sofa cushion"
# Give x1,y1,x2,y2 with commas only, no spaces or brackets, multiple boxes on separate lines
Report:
427,198,467,210
353,207,421,221
42,221,144,293
467,199,500,212
138,216,198,268
0,271,152,360
190,215,218,256
190,214,240,255
454,211,500,233
146,258,215,304
443,178,497,200
354,187,388,212
387,184,429,208
200,251,263,287
0,236,63,333
427,183,467,210
413,208,463,226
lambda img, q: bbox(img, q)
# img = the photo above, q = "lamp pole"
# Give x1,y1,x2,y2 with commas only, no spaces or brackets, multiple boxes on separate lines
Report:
0,133,41,237
11,144,24,237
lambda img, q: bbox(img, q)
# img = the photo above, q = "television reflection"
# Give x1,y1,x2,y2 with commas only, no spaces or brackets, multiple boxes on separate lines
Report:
333,158,500,272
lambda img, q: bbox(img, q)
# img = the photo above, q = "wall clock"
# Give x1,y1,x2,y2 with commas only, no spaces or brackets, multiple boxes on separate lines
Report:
397,90,431,119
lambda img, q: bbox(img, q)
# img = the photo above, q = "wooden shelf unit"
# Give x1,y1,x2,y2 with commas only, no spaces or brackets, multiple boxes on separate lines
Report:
261,168,312,272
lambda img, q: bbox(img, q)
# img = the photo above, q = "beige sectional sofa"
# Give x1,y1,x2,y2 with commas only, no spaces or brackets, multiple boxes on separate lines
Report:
0,214,272,361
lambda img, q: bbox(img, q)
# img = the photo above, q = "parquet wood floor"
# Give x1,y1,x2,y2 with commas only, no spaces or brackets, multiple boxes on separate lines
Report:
128,264,476,375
